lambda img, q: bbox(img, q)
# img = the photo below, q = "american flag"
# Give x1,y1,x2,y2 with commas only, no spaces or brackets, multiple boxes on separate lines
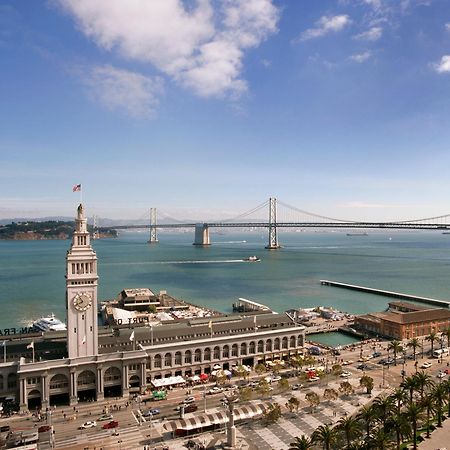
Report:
72,184,82,192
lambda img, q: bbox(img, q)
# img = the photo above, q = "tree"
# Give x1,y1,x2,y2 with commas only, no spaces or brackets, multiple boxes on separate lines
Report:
286,396,300,414
323,388,338,403
387,340,403,366
331,364,343,376
238,387,253,402
278,378,290,392
357,404,377,442
289,435,313,450
234,364,247,381
290,355,304,374
373,395,394,428
264,402,282,423
254,363,266,376
385,413,411,450
147,304,157,313
414,371,434,400
389,388,407,415
443,378,450,417
400,375,418,404
359,375,374,395
215,369,227,386
369,428,394,450
272,360,283,374
426,330,439,355
305,391,320,412
404,402,423,450
419,394,436,438
336,415,361,448
407,338,421,361
339,381,354,397
431,382,446,427
256,379,271,398
442,327,450,349
312,424,337,450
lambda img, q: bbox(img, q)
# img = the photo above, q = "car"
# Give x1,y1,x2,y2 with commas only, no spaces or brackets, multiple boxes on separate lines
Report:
102,420,119,429
357,364,368,370
38,425,51,433
291,384,303,390
98,414,113,421
437,372,446,379
207,387,223,395
372,351,382,358
340,371,352,378
184,396,195,404
307,376,320,382
271,376,282,382
143,408,160,417
420,362,432,369
184,404,198,413
79,421,97,429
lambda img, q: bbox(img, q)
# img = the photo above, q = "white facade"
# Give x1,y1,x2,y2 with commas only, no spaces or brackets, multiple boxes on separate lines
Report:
66,204,98,359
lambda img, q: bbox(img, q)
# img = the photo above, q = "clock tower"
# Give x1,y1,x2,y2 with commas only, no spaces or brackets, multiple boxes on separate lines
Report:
66,204,98,358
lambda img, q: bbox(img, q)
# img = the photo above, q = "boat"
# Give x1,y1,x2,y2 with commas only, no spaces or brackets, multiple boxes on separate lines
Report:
346,232,368,236
32,314,67,332
244,256,260,262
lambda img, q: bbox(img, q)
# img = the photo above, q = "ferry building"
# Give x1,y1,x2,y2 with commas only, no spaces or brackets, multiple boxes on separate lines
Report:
0,205,305,411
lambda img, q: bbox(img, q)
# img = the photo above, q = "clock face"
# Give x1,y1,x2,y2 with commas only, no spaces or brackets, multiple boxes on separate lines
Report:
73,292,93,312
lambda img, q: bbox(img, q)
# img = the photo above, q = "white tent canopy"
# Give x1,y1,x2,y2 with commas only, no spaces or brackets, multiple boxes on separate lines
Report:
151,375,185,388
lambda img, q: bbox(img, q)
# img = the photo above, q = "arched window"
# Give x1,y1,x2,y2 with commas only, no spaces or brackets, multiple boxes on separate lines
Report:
185,350,192,364
297,335,303,347
104,367,121,382
266,339,272,352
77,370,96,386
232,344,238,357
222,345,229,358
204,348,211,361
240,343,247,356
154,354,162,368
257,340,264,353
282,337,288,349
50,374,69,390
164,353,172,367
213,346,221,359
249,341,255,354
194,349,201,362
274,338,280,351
175,351,182,365
290,336,296,348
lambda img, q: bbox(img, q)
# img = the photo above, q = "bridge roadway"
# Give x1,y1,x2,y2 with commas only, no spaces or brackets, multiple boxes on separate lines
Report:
103,222,450,231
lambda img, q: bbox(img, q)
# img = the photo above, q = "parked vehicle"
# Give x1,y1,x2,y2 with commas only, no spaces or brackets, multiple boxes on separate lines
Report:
102,420,119,429
291,384,303,390
184,404,198,413
433,348,449,358
420,362,432,369
38,425,51,433
372,351,382,358
79,421,97,429
307,376,320,382
340,371,351,378
184,396,195,404
98,414,113,421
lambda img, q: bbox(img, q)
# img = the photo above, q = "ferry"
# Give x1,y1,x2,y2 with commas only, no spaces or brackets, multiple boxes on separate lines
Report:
244,256,260,262
32,314,66,332
346,232,368,236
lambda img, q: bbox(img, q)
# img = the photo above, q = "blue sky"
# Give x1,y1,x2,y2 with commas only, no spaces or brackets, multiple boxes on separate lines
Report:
1,0,450,222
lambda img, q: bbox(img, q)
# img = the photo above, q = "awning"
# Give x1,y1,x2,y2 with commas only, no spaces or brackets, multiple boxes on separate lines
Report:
213,364,221,370
188,375,201,382
199,373,209,380
151,375,185,388
163,402,271,432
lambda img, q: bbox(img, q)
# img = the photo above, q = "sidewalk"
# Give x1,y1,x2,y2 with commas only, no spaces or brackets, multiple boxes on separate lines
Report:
418,418,450,450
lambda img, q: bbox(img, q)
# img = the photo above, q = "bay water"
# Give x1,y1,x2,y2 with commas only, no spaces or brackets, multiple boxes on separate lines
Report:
1,230,450,333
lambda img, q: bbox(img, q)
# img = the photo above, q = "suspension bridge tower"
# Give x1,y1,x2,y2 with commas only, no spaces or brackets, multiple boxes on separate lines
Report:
148,208,159,244
265,197,281,250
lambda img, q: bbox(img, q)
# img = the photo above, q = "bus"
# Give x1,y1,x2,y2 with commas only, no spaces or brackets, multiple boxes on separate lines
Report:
433,348,449,358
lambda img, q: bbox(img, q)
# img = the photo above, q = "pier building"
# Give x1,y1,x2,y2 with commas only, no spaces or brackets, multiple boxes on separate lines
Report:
0,204,305,412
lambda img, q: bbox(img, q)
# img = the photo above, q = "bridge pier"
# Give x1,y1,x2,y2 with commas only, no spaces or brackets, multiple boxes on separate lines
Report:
148,208,158,244
193,223,210,246
265,197,280,249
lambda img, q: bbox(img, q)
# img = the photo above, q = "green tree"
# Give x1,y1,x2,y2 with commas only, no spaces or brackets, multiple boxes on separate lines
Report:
336,415,361,448
234,364,247,381
357,404,377,442
385,413,411,450
264,402,282,423
323,388,338,403
414,371,434,400
426,330,439,355
368,428,394,450
256,379,271,398
373,395,394,428
387,340,403,366
389,388,407,415
289,435,313,450
215,369,227,386
305,391,320,412
286,396,300,414
339,381,354,397
404,402,423,450
278,378,290,392
238,387,253,402
407,338,421,361
312,424,337,450
331,364,343,376
359,375,374,395
419,394,436,438
400,375,418,404
431,382,446,427
254,363,266,376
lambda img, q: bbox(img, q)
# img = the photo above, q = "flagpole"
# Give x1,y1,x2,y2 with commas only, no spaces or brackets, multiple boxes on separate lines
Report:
32,346,35,363
3,342,6,363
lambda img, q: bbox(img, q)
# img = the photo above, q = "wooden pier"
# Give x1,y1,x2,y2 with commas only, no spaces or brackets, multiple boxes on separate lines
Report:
232,298,272,313
320,280,450,308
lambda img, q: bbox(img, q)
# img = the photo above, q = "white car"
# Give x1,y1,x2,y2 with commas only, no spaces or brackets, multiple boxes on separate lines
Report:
420,362,432,369
184,396,195,404
98,414,113,421
437,372,446,379
271,376,282,382
207,387,223,395
307,376,320,382
79,421,97,429
340,371,352,378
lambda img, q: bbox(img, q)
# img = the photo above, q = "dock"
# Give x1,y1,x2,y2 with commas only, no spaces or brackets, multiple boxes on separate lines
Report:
232,298,272,313
320,280,450,308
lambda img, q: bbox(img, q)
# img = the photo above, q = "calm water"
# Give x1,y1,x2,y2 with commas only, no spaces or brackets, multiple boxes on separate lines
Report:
1,230,450,331
308,332,362,348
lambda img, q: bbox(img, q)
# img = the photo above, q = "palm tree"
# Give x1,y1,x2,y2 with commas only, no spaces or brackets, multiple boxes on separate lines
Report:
404,402,423,450
289,435,313,450
419,394,436,438
368,428,394,450
431,382,446,427
389,388,406,415
373,395,394,428
385,413,411,450
337,415,361,448
442,327,450,348
426,330,439,355
443,378,450,416
414,371,434,400
406,338,421,361
312,424,337,450
357,404,377,442
400,375,418,404
387,340,403,366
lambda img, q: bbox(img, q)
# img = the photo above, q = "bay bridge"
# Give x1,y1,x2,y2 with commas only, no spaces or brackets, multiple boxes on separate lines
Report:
98,198,450,249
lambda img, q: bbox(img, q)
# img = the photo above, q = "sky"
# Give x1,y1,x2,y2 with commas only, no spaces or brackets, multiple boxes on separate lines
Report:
1,0,450,222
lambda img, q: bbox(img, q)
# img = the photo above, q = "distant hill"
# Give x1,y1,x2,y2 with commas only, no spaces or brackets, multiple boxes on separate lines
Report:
0,220,117,240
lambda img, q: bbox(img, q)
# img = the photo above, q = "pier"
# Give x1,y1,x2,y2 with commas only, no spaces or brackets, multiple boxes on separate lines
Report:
232,298,272,313
320,280,450,308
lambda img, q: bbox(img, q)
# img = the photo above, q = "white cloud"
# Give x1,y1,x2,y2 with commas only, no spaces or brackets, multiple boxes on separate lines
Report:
445,23,450,32
353,26,382,41
295,15,351,42
82,65,164,119
349,51,372,62
433,55,450,74
57,0,279,100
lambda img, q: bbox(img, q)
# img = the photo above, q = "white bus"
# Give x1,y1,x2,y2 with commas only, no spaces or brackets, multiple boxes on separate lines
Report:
433,348,449,358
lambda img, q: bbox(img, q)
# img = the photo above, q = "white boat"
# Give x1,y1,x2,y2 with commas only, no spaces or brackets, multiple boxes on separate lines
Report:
32,314,66,332
244,256,260,262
